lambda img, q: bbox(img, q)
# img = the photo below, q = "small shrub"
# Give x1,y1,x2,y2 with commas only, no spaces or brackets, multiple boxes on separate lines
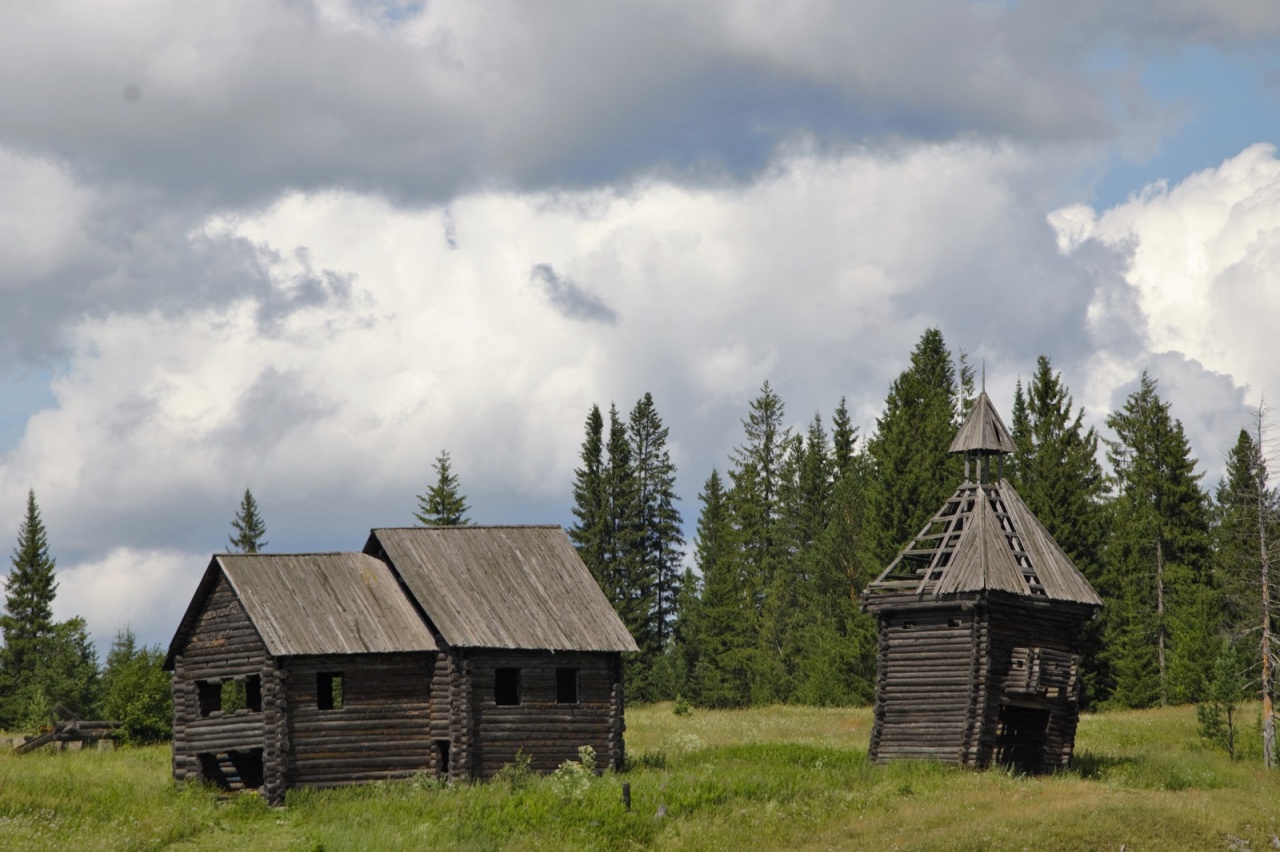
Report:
493,749,534,790
627,748,668,771
673,695,691,716
1196,639,1246,759
550,745,599,799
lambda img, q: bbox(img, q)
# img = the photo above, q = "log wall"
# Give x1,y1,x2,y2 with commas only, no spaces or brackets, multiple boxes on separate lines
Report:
282,653,435,789
974,596,1092,771
868,604,977,763
170,573,273,789
463,649,624,777
867,592,1094,773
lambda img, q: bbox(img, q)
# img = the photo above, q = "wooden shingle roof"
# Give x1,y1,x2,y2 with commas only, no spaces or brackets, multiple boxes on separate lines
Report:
864,480,1103,607
949,390,1016,455
166,552,437,665
365,526,639,653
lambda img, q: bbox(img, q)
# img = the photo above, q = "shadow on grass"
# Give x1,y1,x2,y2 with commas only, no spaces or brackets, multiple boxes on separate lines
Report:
1064,750,1137,779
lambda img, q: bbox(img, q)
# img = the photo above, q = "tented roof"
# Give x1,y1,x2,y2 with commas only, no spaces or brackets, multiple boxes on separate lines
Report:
950,390,1016,455
864,479,1103,607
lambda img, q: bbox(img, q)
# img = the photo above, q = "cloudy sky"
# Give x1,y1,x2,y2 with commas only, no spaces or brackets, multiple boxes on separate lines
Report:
3,1,1280,651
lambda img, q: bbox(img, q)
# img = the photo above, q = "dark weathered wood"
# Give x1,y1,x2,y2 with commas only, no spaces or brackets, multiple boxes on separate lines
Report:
168,526,636,803
365,527,639,653
862,388,1101,775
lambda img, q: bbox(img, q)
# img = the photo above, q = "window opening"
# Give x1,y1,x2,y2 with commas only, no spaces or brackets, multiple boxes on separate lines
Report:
318,672,344,710
555,668,580,704
221,679,247,714
197,680,221,717
494,667,520,706
198,749,264,791
245,675,262,712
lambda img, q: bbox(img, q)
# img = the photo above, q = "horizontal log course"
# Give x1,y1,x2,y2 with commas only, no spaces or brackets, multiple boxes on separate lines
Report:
185,723,266,740
882,644,976,657
290,717,432,733
291,754,436,770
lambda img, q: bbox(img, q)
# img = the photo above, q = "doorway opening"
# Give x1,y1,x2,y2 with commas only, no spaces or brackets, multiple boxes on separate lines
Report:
993,704,1049,774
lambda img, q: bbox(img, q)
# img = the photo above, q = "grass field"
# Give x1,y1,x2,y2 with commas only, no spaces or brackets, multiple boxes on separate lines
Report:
2,703,1278,850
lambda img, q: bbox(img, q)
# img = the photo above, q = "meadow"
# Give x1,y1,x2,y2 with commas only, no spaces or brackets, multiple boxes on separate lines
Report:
1,703,1278,851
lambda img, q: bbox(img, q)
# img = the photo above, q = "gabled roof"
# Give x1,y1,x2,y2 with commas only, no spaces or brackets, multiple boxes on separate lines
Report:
949,390,1016,455
365,526,639,653
166,552,437,666
864,479,1103,607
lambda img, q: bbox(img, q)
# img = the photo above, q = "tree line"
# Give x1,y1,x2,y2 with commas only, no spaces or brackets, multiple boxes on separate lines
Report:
3,332,1275,765
567,329,1277,762
0,451,475,736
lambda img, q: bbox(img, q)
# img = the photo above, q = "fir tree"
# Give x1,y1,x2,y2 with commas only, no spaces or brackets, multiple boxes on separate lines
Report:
690,468,754,707
1214,418,1279,765
568,405,607,584
1196,638,1247,759
415,450,472,526
726,382,793,703
1009,357,1109,703
1215,428,1274,632
727,381,791,598
1,490,57,681
0,492,98,728
792,439,879,706
602,403,656,697
1103,372,1214,706
831,397,858,481
780,414,834,556
864,328,962,566
628,393,684,656
1008,378,1031,484
228,489,268,553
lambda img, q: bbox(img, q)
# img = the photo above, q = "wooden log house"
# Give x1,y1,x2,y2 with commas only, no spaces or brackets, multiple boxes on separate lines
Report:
861,390,1103,773
166,526,637,803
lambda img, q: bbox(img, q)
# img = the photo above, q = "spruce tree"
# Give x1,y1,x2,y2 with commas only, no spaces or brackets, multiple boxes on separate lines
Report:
690,468,754,707
569,405,607,584
628,394,684,657
780,414,834,556
726,382,793,702
727,381,790,597
1018,357,1108,568
1214,418,1279,765
415,450,472,526
0,491,59,724
601,403,657,697
831,397,858,481
2,490,57,681
792,434,879,706
228,489,268,553
0,492,98,727
1011,357,1110,703
864,328,962,566
1103,372,1214,706
1008,378,1031,484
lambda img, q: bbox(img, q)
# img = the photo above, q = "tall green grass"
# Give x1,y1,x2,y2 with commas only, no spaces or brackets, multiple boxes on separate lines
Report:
2,703,1279,850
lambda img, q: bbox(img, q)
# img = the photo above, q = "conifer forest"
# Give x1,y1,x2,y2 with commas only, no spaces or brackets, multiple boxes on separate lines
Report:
2,326,1276,765
569,327,1278,739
